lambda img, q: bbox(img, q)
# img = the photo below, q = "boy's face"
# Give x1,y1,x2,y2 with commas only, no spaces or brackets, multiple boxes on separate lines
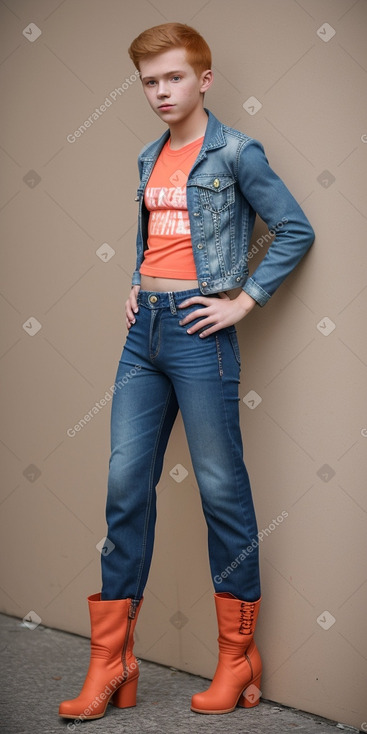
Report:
139,47,212,125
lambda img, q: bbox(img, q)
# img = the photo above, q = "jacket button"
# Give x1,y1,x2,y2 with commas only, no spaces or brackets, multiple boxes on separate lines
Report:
236,277,241,282
213,178,220,188
201,281,208,287
193,212,200,216
149,295,158,304
197,243,203,249
134,196,139,201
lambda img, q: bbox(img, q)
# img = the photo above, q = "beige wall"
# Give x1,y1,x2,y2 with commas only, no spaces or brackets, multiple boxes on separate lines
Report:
1,0,366,729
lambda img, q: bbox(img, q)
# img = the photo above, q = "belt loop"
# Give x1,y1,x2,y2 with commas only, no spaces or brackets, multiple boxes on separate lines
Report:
168,292,176,314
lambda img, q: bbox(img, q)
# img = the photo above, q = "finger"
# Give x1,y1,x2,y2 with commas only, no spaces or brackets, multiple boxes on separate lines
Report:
199,325,220,338
186,316,218,334
130,292,139,314
178,296,206,309
125,300,137,324
125,302,133,321
179,307,211,326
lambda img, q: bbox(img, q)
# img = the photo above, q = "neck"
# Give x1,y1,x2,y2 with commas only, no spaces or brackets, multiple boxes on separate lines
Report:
168,106,208,149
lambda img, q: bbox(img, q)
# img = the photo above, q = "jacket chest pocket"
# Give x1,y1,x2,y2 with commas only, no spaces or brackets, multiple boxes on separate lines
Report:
195,174,235,213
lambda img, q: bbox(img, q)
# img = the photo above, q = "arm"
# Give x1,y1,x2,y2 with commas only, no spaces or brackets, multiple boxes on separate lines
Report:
179,138,314,336
238,138,315,306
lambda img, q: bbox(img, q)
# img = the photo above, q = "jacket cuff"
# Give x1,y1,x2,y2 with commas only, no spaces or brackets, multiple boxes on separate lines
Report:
132,270,141,287
242,278,271,306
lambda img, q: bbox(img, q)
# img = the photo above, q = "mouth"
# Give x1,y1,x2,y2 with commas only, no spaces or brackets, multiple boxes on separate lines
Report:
158,104,175,111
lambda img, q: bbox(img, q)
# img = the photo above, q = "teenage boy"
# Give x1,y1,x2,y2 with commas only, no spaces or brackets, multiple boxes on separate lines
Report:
59,22,314,720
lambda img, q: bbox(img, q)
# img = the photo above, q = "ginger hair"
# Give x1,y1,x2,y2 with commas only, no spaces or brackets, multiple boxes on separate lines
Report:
128,22,212,76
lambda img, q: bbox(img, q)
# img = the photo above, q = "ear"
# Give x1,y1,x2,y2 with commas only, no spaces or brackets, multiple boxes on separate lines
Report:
199,69,214,94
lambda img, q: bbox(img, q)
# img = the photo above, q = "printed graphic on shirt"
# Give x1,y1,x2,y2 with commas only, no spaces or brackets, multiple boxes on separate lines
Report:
145,173,190,238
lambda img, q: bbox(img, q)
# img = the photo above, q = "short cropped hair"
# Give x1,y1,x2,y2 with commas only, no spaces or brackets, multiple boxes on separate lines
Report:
128,22,212,76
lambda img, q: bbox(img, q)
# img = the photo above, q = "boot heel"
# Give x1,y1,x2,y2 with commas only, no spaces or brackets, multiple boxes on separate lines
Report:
237,675,261,709
111,676,138,709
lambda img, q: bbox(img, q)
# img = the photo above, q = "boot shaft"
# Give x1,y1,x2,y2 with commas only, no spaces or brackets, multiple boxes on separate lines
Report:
87,594,142,658
214,593,261,652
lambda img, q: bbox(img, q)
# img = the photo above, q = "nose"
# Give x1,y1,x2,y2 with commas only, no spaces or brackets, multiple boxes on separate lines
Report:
157,80,170,98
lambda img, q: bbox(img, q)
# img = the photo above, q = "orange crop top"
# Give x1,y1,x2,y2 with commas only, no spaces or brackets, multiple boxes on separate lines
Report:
140,136,204,279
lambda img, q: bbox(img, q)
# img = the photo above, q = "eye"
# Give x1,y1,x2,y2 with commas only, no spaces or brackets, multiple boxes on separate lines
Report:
171,75,182,82
145,80,156,87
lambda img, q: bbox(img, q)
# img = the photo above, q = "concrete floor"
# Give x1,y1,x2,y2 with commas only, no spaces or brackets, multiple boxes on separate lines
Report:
0,612,357,734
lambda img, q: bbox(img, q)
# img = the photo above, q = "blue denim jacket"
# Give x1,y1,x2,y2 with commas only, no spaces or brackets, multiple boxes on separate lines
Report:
132,109,314,305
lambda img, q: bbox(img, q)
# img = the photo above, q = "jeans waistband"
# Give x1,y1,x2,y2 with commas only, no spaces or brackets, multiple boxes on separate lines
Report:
137,287,204,312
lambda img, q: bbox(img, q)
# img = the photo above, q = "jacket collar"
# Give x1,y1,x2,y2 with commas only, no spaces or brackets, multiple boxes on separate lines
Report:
139,108,226,161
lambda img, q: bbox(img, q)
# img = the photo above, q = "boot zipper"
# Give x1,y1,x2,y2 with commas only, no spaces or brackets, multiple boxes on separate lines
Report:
121,600,138,681
129,599,139,619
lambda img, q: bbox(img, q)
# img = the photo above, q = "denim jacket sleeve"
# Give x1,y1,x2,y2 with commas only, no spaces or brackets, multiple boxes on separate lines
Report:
238,139,315,305
131,151,147,287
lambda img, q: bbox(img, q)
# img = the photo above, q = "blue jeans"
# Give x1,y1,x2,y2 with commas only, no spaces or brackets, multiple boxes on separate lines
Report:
101,288,260,603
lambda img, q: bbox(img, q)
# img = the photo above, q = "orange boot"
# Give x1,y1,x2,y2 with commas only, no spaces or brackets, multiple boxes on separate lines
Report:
191,593,261,714
59,593,142,720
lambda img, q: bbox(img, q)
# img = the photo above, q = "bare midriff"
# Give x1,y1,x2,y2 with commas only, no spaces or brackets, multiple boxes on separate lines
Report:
140,274,199,292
